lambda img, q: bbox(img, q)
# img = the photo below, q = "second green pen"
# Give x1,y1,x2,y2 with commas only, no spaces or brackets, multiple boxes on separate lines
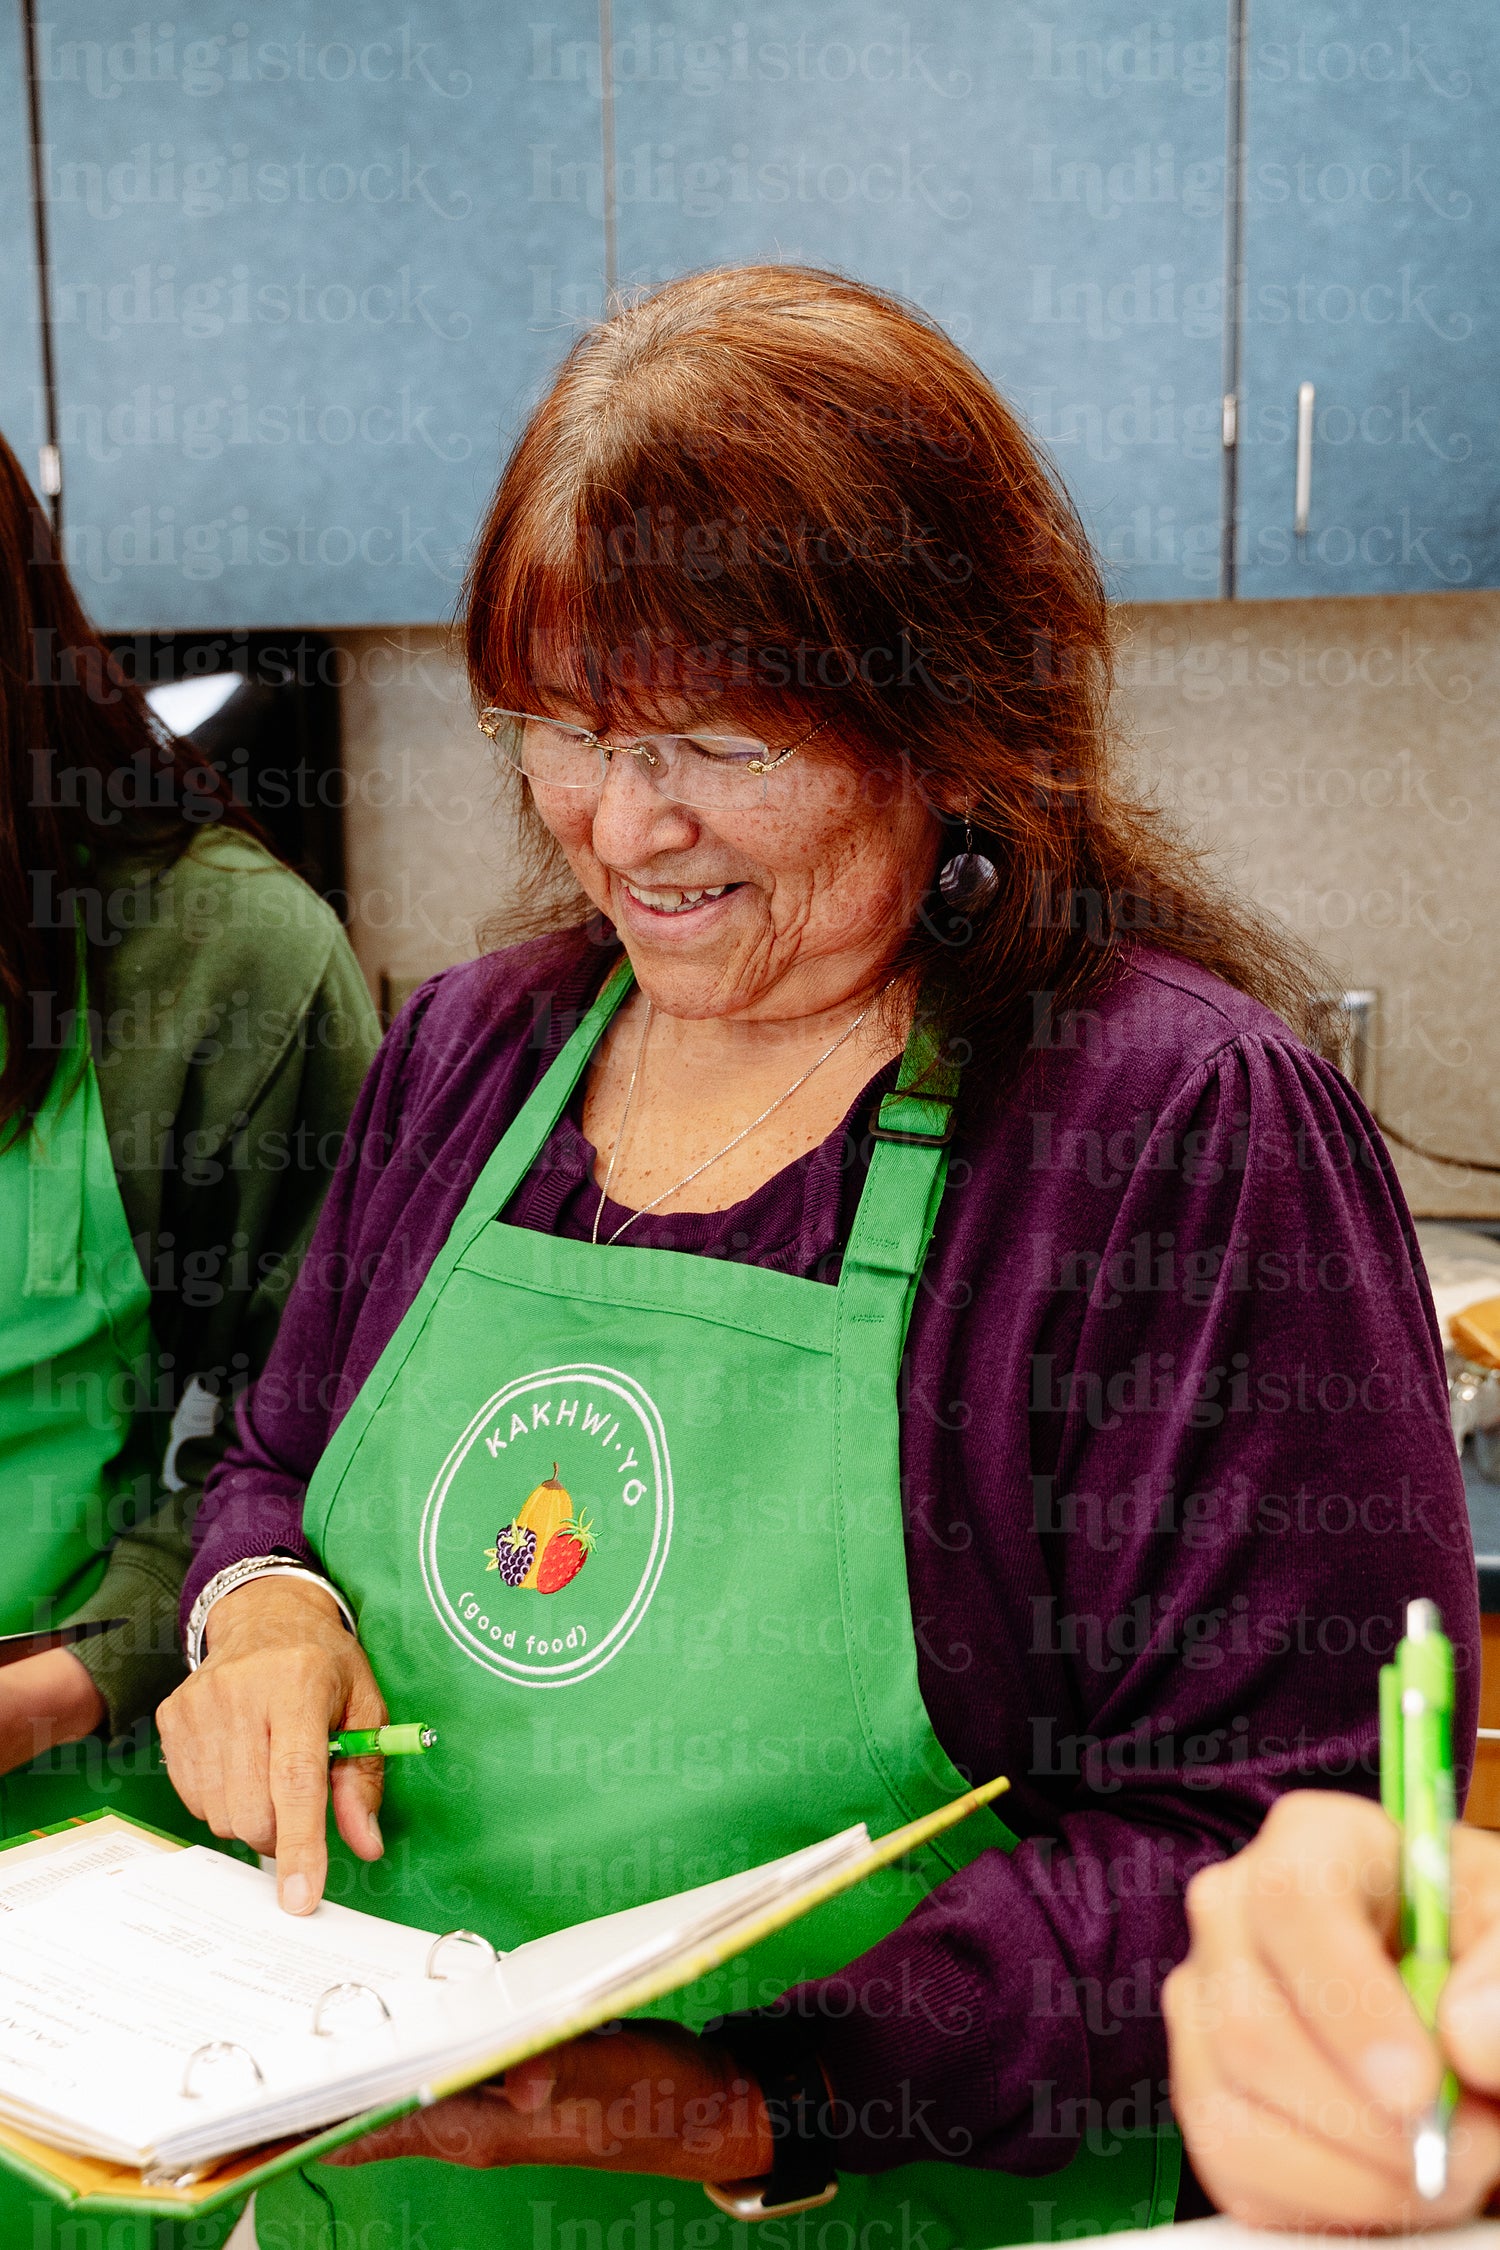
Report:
328,1722,438,1759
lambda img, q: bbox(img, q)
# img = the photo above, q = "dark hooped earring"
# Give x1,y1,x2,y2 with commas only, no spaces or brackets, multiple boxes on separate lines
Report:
938,814,999,909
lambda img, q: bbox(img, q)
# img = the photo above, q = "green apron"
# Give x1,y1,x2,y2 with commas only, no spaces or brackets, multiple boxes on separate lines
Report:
0,976,150,1628
0,980,244,2244
0,975,221,1840
261,969,1179,2248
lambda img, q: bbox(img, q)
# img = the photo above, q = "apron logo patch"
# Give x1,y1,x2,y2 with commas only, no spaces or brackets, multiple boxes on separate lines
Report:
419,1363,673,1687
486,1465,597,1592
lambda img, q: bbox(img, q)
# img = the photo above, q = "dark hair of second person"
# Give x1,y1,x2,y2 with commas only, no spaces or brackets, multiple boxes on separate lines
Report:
0,432,264,1138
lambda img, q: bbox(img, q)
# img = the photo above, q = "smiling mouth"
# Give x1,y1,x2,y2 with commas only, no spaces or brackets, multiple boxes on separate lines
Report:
620,879,742,916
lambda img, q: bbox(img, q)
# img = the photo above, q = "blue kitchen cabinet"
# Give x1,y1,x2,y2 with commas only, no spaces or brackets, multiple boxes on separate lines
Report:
35,3,604,628
610,1,1229,602
1235,0,1498,596
40,2,1492,624
0,10,47,484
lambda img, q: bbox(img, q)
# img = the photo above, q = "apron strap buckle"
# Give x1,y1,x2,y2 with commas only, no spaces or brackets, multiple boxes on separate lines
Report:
868,1091,955,1148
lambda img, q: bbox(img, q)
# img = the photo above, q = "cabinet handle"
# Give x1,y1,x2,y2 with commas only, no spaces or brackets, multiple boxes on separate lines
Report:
1294,381,1315,538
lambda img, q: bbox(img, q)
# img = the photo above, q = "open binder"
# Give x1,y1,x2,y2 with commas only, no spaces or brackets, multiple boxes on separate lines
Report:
0,1777,1008,2219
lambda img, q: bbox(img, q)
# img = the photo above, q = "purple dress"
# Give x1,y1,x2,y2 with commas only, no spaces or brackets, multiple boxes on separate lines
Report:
188,933,1476,2181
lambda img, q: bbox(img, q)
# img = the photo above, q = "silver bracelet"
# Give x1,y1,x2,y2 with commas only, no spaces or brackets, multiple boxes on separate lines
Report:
184,1558,357,1671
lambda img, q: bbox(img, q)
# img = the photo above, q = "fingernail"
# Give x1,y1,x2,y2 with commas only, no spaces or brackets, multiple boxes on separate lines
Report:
1359,2039,1434,2110
1443,1980,1500,2068
365,1812,383,1853
281,1872,313,1915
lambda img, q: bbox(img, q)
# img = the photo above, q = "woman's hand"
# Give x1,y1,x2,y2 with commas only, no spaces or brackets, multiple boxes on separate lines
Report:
156,1577,386,1914
325,2022,774,2183
0,1649,105,1774
1165,1790,1500,2229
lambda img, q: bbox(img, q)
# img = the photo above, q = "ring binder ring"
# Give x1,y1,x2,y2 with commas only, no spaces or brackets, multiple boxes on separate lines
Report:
312,1980,393,2036
425,1928,500,1980
181,2040,264,2100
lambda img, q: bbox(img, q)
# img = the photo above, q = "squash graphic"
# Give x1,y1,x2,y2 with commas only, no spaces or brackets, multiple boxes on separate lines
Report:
513,1463,574,1590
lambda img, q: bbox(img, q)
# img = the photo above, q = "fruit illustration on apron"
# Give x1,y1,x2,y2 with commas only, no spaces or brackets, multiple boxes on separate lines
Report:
485,1462,598,1593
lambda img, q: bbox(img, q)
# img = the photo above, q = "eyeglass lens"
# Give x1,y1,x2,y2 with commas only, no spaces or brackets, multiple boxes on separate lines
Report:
484,713,775,809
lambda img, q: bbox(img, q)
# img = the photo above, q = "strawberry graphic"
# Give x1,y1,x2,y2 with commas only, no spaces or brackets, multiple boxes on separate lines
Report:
534,1512,597,1595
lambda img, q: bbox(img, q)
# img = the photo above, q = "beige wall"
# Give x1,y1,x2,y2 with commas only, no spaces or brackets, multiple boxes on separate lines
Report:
336,591,1500,1217
334,628,524,1014
1114,594,1500,1218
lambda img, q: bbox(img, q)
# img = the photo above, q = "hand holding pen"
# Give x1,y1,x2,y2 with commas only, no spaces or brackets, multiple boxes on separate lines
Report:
158,1574,391,1917
1167,1729,1500,2223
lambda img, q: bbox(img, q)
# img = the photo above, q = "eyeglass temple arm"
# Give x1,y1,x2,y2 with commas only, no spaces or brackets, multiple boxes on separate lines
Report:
753,714,834,773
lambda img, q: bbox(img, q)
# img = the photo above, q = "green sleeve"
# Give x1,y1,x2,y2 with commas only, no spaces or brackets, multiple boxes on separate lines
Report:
71,870,381,1735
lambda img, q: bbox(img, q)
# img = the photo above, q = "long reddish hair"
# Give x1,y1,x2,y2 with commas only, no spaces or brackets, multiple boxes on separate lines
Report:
465,265,1321,1084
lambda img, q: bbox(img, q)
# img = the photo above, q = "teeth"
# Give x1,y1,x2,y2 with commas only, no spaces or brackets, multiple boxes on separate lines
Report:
624,882,730,913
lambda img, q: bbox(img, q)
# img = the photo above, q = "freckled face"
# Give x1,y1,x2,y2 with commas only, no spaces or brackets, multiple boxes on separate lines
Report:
528,714,940,1023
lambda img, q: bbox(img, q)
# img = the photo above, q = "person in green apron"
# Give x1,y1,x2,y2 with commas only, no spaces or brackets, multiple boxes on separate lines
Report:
160,267,1470,2244
0,432,381,2245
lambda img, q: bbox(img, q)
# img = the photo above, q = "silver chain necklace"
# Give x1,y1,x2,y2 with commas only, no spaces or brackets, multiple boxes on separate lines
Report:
591,987,890,1247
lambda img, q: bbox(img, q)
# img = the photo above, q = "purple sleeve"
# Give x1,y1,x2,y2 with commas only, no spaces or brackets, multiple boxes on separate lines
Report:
182,985,438,1615
759,1034,1475,2176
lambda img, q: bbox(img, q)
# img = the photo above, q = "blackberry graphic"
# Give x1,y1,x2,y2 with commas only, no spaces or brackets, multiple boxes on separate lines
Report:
489,1522,535,1587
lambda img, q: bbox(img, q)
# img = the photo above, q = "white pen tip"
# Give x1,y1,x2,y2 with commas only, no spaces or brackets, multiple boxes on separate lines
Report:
1413,2118,1449,2202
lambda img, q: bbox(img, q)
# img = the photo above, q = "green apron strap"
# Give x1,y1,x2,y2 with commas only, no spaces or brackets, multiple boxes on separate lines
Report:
831,1019,1020,1863
24,980,91,1300
842,1015,955,1303
468,960,635,1227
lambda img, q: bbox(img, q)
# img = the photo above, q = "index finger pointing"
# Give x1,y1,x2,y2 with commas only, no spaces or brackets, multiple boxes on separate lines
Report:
267,1710,334,1914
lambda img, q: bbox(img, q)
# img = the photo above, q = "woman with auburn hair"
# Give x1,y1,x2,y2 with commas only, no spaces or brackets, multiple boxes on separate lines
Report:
166,267,1471,2246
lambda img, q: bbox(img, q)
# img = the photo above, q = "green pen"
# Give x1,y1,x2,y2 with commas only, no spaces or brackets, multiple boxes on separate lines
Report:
328,1722,438,1759
1380,1598,1459,2202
